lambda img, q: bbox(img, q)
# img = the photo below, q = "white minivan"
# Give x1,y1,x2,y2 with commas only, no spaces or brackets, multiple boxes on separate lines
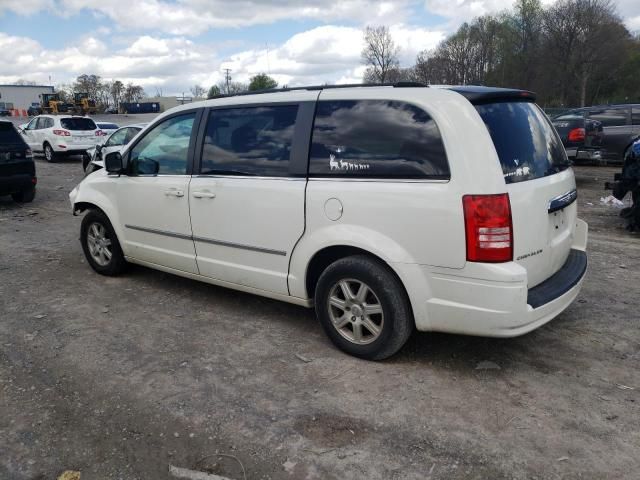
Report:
69,84,588,359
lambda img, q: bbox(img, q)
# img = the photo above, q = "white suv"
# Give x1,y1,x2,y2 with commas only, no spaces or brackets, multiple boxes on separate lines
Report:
69,84,588,360
20,115,104,162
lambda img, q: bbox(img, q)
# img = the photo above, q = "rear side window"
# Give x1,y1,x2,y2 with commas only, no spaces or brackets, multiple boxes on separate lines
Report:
587,108,629,127
0,122,23,144
475,102,569,184
60,118,97,130
309,100,449,178
200,105,298,176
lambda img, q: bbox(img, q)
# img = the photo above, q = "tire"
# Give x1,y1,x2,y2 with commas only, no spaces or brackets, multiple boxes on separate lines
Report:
80,209,127,276
11,187,36,203
43,143,56,162
314,255,414,360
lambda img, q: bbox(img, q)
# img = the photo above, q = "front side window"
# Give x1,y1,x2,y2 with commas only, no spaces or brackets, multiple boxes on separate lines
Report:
124,127,142,143
130,113,195,175
200,105,298,176
587,108,629,127
309,100,450,178
25,118,38,130
106,128,128,147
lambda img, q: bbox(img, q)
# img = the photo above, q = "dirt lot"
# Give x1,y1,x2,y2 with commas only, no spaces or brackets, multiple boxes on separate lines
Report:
1,155,639,479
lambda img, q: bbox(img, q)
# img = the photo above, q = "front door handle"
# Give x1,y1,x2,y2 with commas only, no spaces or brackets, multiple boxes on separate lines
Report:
165,188,185,197
192,191,216,199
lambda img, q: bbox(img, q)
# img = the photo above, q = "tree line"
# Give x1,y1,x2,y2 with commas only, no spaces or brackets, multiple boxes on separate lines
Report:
55,75,146,110
361,0,640,107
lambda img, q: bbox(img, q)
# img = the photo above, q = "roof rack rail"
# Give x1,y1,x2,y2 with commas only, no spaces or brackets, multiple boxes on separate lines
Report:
211,81,427,99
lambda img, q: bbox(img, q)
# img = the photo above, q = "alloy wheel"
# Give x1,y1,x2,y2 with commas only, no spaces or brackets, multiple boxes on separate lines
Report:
327,279,384,345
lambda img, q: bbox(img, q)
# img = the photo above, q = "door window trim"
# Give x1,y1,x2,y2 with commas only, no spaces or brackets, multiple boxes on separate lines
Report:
122,108,204,177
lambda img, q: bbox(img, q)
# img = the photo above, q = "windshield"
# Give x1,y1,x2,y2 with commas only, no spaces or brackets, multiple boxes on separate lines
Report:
60,118,97,130
476,101,569,184
0,122,23,144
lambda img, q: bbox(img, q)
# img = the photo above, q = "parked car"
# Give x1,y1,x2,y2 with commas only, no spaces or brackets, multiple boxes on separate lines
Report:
69,84,588,360
18,115,105,162
0,120,36,202
84,123,146,172
27,105,40,116
104,107,118,114
552,113,603,162
0,108,11,117
554,104,640,163
95,122,119,136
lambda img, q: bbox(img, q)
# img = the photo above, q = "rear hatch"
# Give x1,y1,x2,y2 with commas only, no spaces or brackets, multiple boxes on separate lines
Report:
61,117,99,145
475,101,577,288
0,122,34,176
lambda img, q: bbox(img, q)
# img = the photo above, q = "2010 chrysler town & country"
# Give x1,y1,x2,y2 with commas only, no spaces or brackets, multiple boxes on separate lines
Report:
69,84,588,360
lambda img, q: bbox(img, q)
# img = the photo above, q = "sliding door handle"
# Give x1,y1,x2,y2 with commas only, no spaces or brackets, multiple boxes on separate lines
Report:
192,191,216,199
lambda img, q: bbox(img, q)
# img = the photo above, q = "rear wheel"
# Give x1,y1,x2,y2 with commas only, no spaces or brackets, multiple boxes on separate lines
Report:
80,209,127,276
314,255,413,360
11,186,36,203
43,143,56,162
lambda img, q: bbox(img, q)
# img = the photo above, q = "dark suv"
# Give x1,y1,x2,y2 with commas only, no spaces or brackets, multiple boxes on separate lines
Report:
0,120,36,202
554,104,640,163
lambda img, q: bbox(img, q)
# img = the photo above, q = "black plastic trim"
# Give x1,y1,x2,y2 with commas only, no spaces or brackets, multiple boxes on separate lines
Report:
548,189,578,214
527,249,587,309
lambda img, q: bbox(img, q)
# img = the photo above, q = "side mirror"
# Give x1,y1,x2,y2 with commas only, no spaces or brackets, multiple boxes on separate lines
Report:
105,152,123,174
95,144,103,153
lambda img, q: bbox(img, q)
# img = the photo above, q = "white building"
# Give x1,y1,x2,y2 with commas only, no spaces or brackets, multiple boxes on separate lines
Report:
0,84,55,111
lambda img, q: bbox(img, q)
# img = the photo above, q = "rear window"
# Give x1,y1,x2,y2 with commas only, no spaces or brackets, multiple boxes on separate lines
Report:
0,122,23,144
60,118,97,130
475,102,569,184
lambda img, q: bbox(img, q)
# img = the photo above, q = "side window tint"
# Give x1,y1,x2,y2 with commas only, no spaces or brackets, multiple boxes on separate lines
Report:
632,107,640,126
46,118,54,128
309,100,450,178
200,105,298,177
106,128,128,146
130,113,195,175
588,108,629,127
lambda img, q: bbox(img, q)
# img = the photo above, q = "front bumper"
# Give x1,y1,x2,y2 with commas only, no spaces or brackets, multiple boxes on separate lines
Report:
396,219,588,337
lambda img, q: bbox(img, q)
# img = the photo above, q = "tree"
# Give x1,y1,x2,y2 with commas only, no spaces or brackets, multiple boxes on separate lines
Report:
248,73,278,91
110,80,124,109
190,85,206,98
123,83,145,103
74,74,102,102
207,85,221,98
361,25,400,83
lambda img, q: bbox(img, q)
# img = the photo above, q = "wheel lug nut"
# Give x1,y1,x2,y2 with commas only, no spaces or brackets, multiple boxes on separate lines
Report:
351,316,356,321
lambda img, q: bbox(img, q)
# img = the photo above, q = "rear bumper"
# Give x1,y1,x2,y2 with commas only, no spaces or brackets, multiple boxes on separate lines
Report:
0,174,35,195
396,219,588,337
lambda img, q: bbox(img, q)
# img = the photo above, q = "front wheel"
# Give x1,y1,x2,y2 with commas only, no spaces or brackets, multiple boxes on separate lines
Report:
315,255,414,360
80,209,127,275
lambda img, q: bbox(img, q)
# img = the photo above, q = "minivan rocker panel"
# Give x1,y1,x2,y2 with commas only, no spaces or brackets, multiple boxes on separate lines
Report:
69,85,588,359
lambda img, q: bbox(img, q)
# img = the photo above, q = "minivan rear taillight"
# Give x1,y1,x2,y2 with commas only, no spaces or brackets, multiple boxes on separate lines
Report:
463,194,513,263
568,128,585,142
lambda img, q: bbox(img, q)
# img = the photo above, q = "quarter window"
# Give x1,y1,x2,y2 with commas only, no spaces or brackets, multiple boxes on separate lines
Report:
200,105,298,176
129,113,195,175
309,100,450,179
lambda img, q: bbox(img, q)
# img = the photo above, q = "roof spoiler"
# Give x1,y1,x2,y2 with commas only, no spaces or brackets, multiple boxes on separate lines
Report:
443,86,536,104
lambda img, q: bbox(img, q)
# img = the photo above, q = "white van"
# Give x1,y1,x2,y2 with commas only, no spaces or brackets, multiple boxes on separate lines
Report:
69,84,588,359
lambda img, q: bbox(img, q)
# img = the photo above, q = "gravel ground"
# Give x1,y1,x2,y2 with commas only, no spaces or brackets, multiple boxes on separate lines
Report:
1,157,639,479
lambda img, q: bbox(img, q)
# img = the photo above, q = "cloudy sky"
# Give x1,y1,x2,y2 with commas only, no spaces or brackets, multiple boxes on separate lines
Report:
0,0,638,96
